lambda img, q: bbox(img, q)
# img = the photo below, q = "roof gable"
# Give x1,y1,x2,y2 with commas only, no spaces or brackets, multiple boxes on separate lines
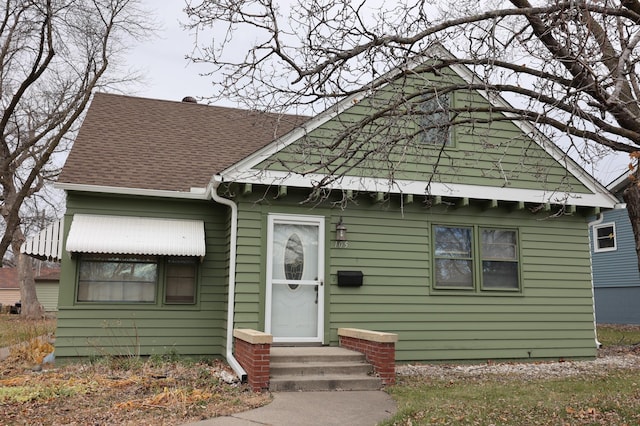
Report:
221,50,618,208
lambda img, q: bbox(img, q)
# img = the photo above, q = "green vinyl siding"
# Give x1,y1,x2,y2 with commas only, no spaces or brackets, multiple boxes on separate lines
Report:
55,193,230,359
259,71,589,194
35,281,59,312
234,188,597,362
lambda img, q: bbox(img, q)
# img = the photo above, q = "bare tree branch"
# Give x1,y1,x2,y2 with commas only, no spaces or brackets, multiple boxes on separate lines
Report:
0,0,154,318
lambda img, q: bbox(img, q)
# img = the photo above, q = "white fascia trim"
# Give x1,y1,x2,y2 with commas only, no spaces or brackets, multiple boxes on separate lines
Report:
230,169,617,208
55,182,210,200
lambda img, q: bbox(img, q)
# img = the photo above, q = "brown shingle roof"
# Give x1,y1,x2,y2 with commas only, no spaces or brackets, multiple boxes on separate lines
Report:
58,93,307,192
0,268,18,289
0,267,61,289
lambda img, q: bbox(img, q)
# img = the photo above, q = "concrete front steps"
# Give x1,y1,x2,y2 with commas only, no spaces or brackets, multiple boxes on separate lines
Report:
269,346,383,392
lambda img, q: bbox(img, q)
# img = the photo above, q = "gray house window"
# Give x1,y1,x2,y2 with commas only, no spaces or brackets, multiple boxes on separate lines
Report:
593,223,616,253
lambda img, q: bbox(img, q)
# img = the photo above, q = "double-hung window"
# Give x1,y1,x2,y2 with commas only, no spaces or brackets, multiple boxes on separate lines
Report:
434,226,473,288
433,225,520,292
593,223,616,253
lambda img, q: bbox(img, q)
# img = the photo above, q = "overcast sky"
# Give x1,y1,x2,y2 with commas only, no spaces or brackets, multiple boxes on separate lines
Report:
124,2,214,103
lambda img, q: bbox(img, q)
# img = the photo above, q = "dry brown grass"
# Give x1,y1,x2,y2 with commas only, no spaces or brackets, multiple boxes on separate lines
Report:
0,315,270,425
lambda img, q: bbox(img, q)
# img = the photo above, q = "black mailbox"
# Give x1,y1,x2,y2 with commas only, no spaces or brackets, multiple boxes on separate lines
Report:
337,270,363,287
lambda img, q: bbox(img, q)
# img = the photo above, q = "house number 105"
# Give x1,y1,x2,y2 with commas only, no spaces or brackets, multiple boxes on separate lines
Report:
334,241,349,248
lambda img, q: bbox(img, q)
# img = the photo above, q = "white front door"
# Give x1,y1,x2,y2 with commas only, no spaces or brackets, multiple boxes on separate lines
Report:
266,214,324,343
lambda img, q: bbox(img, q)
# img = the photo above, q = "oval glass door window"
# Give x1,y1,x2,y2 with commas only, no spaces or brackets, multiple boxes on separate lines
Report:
284,233,304,288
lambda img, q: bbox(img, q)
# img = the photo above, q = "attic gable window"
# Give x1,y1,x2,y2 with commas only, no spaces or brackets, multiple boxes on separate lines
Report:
418,92,451,146
593,223,616,253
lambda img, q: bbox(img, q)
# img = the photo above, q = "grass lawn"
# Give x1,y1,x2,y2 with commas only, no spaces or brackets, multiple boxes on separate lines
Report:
382,324,640,426
383,369,640,425
2,317,640,425
0,314,269,425
0,315,55,347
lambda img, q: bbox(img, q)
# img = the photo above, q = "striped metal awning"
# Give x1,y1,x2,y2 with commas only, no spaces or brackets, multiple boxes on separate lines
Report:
21,219,64,262
66,214,206,257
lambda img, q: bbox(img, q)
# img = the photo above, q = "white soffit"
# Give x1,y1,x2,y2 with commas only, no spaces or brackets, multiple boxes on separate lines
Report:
21,219,64,262
66,214,206,257
231,170,618,208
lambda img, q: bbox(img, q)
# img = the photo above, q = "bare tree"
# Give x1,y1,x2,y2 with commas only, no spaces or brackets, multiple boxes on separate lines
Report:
1,0,153,318
186,0,640,264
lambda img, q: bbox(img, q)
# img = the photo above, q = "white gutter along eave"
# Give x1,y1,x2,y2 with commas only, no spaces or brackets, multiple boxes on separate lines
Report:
209,176,247,382
55,182,210,200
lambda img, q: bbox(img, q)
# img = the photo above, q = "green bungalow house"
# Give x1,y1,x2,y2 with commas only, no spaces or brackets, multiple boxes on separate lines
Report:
53,55,618,381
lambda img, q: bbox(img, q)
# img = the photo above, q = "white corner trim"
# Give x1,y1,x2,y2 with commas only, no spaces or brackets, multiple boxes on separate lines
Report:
55,182,210,200
227,169,618,208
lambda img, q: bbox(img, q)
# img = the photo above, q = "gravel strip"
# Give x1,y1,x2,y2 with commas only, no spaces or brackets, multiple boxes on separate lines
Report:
396,353,640,380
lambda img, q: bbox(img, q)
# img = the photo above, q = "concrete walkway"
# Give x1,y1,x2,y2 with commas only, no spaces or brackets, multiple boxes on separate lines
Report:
184,390,397,426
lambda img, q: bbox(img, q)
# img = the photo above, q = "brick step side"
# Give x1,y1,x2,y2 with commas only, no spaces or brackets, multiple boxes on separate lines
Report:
270,361,373,377
269,374,382,392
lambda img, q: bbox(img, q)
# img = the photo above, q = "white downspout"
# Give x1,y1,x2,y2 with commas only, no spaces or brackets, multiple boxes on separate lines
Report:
209,175,247,382
588,212,604,349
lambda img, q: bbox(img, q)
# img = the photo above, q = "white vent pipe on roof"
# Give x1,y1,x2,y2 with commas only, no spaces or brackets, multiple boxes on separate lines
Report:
209,175,247,382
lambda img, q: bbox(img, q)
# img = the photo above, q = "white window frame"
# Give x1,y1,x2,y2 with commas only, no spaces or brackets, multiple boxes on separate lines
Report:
593,222,617,253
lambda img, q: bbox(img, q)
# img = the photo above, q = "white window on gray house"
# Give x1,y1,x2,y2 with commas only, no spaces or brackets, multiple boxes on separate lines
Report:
594,223,616,252
419,92,451,146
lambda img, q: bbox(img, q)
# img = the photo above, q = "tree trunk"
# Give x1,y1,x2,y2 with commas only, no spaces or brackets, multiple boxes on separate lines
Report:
623,181,640,273
11,231,44,319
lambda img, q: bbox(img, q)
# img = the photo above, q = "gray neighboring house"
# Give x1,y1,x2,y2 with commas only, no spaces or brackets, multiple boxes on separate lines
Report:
591,172,640,324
